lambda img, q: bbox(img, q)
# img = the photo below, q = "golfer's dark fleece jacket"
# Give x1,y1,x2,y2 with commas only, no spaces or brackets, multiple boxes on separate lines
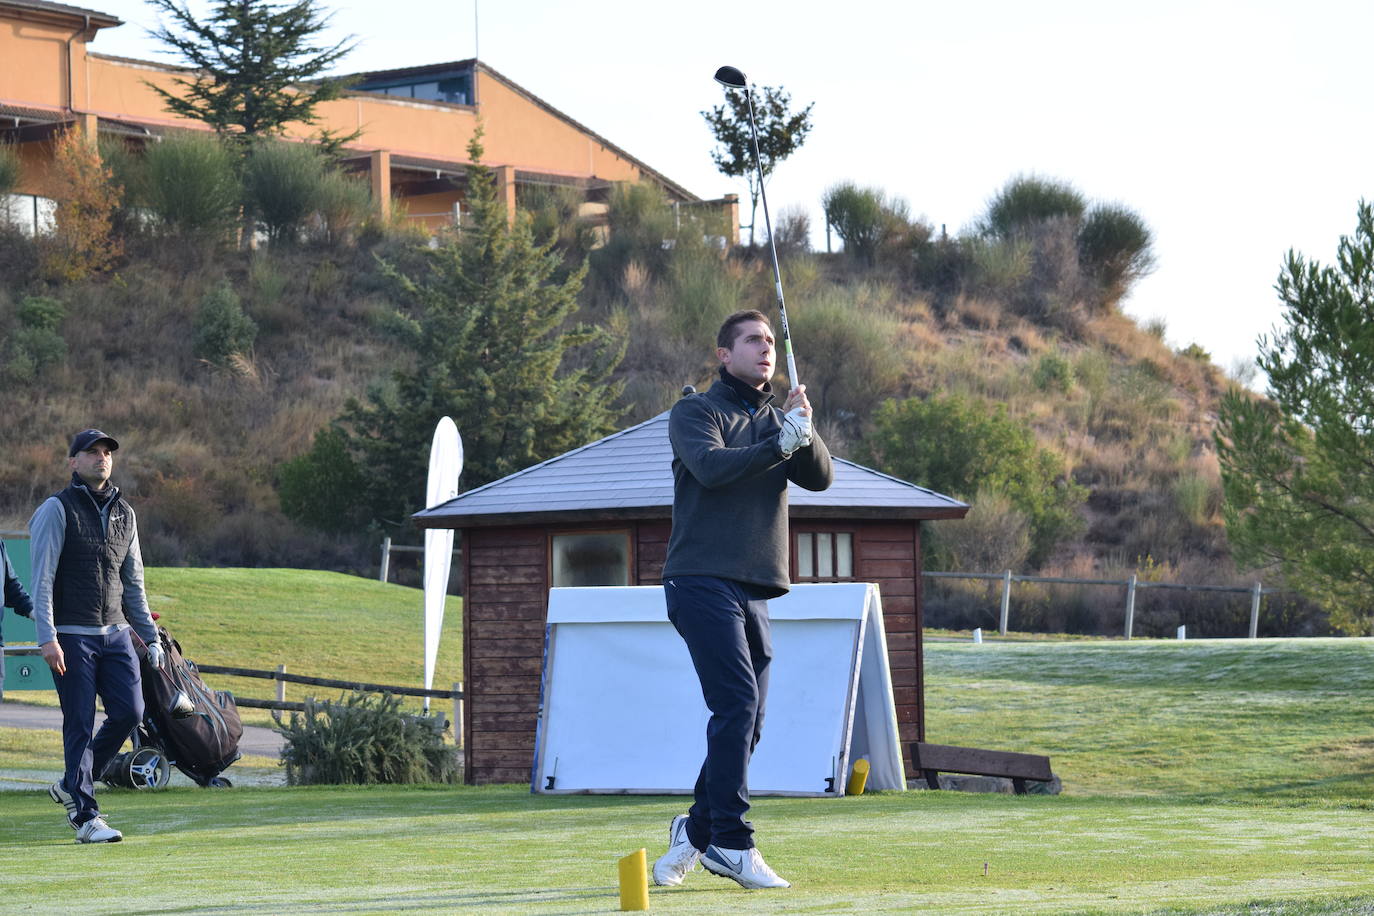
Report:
663,367,833,597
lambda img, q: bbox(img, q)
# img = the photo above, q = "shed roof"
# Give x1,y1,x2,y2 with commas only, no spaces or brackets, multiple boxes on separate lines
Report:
413,411,968,529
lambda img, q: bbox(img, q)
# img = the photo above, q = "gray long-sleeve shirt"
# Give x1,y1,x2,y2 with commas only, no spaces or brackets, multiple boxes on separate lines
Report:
663,372,833,596
28,492,157,647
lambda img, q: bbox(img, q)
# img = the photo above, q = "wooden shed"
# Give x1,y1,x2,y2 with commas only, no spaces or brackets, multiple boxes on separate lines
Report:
413,411,968,784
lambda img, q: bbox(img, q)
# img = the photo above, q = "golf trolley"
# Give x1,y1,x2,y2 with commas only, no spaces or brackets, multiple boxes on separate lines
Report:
102,624,243,791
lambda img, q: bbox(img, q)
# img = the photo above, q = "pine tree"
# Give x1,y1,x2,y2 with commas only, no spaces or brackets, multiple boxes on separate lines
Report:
282,131,625,531
147,0,355,143
1216,201,1374,635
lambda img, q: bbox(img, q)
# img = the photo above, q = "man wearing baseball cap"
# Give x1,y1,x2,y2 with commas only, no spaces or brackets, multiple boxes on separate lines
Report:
29,429,164,843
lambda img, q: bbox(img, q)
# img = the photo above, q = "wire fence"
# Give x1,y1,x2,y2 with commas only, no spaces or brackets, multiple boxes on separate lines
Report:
922,570,1288,639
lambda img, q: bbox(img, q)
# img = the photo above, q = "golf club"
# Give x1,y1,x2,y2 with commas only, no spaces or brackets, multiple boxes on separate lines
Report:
713,65,799,391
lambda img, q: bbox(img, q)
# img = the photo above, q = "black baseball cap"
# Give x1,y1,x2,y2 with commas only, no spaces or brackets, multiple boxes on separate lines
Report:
69,429,119,457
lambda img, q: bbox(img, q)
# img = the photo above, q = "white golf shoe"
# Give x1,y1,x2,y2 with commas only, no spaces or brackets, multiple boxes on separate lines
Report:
75,816,123,844
651,814,701,886
702,844,791,889
48,781,77,827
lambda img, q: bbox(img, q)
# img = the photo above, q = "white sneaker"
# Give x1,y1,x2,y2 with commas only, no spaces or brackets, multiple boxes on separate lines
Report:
75,816,123,844
48,781,77,827
702,844,790,889
651,814,701,886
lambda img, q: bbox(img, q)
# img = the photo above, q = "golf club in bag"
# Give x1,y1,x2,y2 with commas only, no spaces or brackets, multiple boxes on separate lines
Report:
713,65,799,390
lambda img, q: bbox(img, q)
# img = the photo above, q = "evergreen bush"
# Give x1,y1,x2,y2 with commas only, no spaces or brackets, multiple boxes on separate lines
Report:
3,295,66,383
279,691,458,786
243,140,329,244
139,130,241,238
982,174,1086,239
1077,202,1155,306
1033,352,1076,393
193,285,258,364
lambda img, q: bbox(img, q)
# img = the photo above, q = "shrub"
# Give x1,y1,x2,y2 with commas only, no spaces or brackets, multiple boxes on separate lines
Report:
663,247,743,344
193,285,257,364
313,168,373,243
44,129,123,281
277,426,371,533
242,140,329,244
1077,202,1155,306
788,285,907,439
1033,352,1076,393
966,236,1032,298
139,130,241,238
3,295,66,383
929,488,1032,573
279,691,458,786
821,181,906,267
1178,342,1211,362
859,394,1086,563
772,204,811,258
981,174,1086,239
590,181,677,288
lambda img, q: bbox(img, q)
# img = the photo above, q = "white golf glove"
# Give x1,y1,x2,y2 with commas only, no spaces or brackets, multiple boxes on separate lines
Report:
778,407,813,457
146,642,166,671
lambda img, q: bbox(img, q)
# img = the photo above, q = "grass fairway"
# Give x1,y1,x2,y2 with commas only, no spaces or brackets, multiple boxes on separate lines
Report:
923,638,1374,801
4,575,1373,914
1,786,1371,915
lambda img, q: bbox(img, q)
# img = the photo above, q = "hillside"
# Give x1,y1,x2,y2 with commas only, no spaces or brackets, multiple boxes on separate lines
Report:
0,208,1273,631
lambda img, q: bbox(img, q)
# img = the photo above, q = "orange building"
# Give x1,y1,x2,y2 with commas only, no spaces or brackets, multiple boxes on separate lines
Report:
0,0,737,237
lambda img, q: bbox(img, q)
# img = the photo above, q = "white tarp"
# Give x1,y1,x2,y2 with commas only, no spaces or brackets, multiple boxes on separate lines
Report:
532,582,905,796
422,417,462,710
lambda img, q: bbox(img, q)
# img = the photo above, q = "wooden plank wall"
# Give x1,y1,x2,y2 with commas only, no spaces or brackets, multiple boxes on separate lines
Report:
464,527,546,784
853,521,924,772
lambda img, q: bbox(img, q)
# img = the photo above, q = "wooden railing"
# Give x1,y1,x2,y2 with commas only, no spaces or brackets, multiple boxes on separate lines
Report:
196,663,464,747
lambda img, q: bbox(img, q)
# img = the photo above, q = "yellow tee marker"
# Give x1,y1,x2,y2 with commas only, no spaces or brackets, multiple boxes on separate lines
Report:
618,848,649,911
847,757,871,795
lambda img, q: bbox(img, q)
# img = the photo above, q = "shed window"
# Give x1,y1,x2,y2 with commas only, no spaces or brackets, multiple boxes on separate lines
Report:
795,531,853,581
552,532,630,587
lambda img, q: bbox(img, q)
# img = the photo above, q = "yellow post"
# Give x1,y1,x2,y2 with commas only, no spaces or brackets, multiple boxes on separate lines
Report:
618,848,649,911
847,757,871,796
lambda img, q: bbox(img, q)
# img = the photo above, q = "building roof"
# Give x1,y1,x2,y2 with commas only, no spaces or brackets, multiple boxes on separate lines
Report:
413,411,969,529
0,0,120,28
339,59,701,203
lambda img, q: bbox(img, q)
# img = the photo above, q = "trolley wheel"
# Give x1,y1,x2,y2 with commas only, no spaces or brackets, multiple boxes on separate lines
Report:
125,746,172,790
207,776,233,788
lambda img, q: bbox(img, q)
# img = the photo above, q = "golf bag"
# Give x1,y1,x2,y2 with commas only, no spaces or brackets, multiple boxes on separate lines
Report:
104,626,243,789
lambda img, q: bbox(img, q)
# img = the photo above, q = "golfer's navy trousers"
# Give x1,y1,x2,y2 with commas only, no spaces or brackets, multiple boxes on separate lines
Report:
52,628,143,825
664,574,772,851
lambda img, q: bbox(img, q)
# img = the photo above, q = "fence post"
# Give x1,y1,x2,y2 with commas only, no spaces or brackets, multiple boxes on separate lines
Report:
1249,581,1262,639
271,664,287,725
998,569,1011,636
379,536,391,583
454,681,464,751
1124,574,1137,640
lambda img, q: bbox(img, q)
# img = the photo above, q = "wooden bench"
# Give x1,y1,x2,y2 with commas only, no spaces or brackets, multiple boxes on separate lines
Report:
911,742,1053,795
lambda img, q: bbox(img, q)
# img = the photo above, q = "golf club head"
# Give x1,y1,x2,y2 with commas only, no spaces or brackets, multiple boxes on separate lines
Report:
169,690,196,719
713,66,748,89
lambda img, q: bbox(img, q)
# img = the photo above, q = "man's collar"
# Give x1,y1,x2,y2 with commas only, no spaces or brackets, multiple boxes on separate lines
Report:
717,365,774,409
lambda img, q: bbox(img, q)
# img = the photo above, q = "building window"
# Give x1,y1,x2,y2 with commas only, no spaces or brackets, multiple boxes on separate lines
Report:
795,531,853,581
552,531,630,587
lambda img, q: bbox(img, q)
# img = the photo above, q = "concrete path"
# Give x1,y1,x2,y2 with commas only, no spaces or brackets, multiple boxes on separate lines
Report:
0,699,284,757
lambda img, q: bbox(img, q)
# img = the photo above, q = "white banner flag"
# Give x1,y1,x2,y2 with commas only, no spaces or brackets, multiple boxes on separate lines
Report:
423,417,462,709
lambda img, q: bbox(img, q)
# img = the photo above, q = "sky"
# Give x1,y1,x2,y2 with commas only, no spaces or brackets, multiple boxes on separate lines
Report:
79,0,1374,381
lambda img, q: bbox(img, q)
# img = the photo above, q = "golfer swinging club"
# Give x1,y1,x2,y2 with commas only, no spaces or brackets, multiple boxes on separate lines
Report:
652,309,833,889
